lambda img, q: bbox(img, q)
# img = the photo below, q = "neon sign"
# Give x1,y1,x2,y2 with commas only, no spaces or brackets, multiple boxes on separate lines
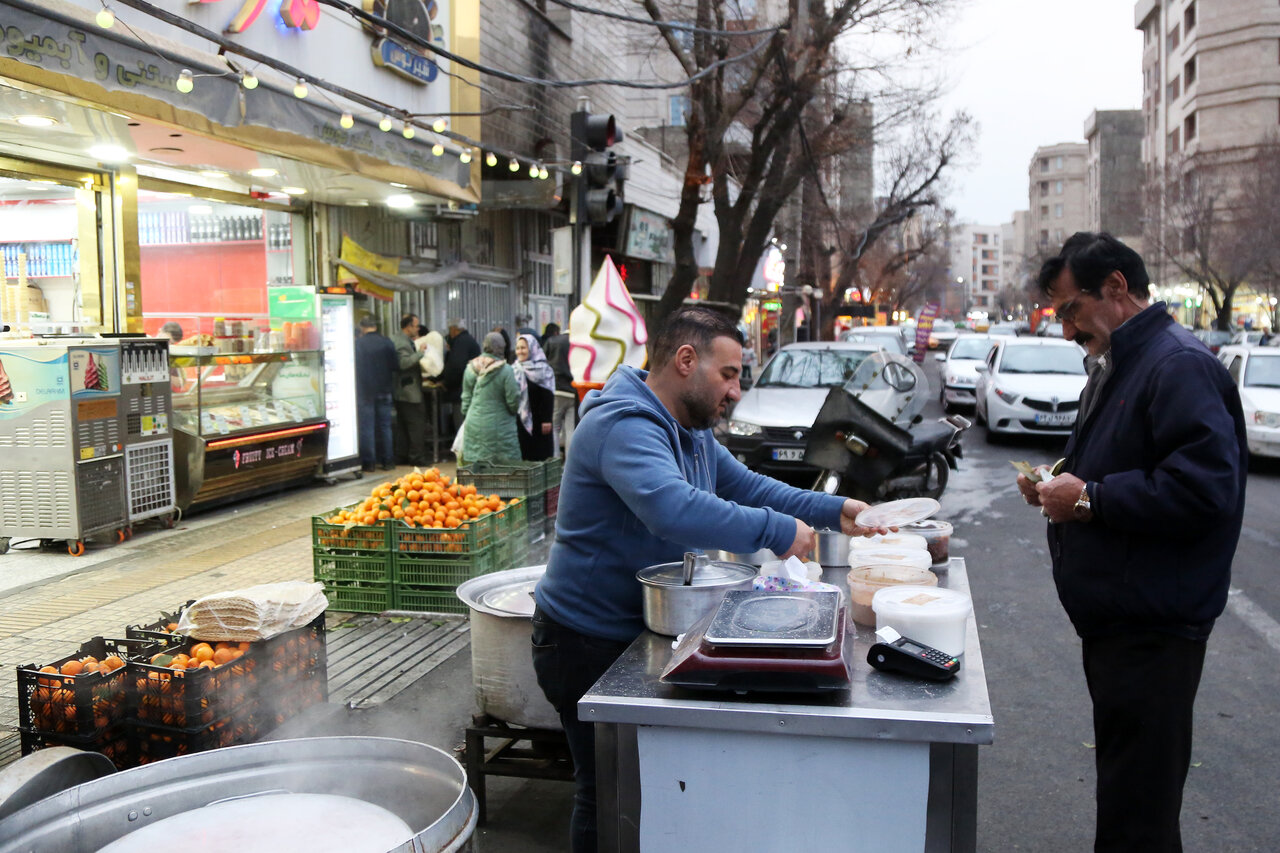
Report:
191,0,321,34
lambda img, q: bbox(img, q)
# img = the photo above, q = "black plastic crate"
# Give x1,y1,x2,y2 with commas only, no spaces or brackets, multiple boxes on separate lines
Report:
125,600,195,646
17,637,158,737
129,638,258,728
257,667,328,730
131,714,258,765
20,724,133,771
257,614,328,691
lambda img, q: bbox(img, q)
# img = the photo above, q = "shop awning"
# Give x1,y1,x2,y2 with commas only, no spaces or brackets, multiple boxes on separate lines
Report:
336,260,520,294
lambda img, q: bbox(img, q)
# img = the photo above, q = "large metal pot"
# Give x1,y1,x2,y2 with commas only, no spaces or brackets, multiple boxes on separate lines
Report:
637,554,757,636
704,547,777,566
0,737,477,853
455,565,560,730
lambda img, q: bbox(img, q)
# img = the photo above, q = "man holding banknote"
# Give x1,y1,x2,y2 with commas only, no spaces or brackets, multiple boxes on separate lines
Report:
1015,232,1247,853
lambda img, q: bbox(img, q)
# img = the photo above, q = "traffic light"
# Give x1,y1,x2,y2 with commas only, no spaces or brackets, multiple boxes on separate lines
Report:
570,110,624,226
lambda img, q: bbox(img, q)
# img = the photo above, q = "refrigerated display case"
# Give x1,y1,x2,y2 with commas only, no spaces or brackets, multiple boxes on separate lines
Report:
0,339,129,555
170,348,328,512
318,293,359,476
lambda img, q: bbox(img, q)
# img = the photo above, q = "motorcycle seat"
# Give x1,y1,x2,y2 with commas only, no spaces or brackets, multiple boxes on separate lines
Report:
907,421,956,454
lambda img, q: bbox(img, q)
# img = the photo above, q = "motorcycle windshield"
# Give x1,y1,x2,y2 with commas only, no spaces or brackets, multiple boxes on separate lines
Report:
844,351,928,427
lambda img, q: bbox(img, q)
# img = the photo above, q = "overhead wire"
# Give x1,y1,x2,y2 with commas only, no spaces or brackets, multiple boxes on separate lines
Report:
539,0,784,38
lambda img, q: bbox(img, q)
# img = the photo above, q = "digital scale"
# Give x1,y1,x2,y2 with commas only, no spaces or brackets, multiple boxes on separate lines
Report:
660,590,852,693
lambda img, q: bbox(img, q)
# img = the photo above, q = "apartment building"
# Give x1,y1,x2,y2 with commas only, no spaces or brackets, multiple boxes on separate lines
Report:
1135,0,1280,168
1083,110,1145,244
949,224,1003,315
1027,143,1089,256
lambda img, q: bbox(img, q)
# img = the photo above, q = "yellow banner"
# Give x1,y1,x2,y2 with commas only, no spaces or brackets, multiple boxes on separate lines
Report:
337,234,399,302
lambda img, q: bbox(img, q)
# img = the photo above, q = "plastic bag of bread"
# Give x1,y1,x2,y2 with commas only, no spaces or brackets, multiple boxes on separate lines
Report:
176,581,327,641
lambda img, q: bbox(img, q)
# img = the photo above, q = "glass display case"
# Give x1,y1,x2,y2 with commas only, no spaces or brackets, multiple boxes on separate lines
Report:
169,348,328,511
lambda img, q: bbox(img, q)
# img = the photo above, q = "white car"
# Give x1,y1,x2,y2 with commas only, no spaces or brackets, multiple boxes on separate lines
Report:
1218,345,1280,459
838,326,911,355
934,335,993,413
974,338,1087,441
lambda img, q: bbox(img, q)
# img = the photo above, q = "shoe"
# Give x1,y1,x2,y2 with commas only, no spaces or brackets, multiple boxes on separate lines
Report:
361,464,376,473
379,463,395,471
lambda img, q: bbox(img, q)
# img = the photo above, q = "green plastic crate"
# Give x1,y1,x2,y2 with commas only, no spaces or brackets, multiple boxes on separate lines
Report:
492,498,528,540
313,552,393,584
456,461,546,498
393,512,497,555
542,458,563,488
394,545,501,586
497,536,530,571
322,581,392,614
312,508,392,555
393,584,470,615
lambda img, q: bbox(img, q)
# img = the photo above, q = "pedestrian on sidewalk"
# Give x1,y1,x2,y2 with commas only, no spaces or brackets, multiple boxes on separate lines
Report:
442,318,481,440
458,332,521,465
392,314,429,467
530,306,888,852
354,315,397,472
514,333,556,461
541,323,575,458
1016,232,1247,853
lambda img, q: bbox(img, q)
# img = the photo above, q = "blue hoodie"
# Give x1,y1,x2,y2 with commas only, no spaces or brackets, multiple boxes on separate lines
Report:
534,365,846,642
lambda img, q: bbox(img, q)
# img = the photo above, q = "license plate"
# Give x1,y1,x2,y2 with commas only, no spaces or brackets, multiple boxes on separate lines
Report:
1034,412,1074,426
771,448,805,461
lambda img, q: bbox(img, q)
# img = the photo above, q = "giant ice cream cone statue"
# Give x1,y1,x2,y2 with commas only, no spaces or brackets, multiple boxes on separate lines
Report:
569,256,648,401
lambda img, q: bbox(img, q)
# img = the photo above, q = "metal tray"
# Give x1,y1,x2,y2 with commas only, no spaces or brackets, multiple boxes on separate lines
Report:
704,590,840,648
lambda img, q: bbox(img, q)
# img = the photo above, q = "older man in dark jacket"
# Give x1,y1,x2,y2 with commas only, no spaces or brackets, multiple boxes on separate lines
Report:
1017,232,1247,853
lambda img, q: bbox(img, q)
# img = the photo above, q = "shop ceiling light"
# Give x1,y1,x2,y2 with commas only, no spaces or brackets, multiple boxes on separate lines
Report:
339,112,354,129
14,115,58,128
571,160,583,175
379,115,393,132
293,78,308,99
459,149,473,164
95,5,115,28
176,69,195,94
390,182,408,188
241,71,258,90
402,123,415,139
528,163,539,178
485,152,497,167
282,186,307,196
432,118,447,133
89,144,129,162
199,169,228,179
385,194,416,209
508,158,520,172
431,143,444,157
538,166,549,180
248,167,277,178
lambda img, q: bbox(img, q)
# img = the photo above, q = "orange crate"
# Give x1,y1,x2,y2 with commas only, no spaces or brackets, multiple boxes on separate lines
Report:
17,637,158,737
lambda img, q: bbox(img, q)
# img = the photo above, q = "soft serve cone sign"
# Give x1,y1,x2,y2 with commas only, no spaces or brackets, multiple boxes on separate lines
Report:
569,256,648,385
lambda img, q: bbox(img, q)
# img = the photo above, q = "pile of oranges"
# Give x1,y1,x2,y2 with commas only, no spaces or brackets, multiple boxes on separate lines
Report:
41,654,125,678
327,469,513,531
148,641,249,675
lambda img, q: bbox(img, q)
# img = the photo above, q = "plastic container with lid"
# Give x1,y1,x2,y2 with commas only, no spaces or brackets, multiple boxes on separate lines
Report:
872,585,972,657
845,565,937,626
899,519,954,567
849,548,932,572
849,532,927,554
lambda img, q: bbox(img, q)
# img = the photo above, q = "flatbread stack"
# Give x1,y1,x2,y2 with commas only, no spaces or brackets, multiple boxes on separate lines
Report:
176,581,328,641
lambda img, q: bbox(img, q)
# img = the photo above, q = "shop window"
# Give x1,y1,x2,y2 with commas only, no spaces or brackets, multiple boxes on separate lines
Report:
136,187,310,349
0,169,109,334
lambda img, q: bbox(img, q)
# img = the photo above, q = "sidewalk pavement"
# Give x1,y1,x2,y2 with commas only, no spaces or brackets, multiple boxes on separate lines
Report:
0,465,572,850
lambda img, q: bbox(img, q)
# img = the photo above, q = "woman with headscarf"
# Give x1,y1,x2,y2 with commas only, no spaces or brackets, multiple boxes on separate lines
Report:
458,331,522,465
514,333,556,461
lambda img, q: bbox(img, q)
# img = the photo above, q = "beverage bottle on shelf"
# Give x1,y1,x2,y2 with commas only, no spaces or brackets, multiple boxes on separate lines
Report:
216,216,226,242
253,215,263,241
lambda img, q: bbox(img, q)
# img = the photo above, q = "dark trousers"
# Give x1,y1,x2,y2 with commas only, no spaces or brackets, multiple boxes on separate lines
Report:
394,398,427,465
1082,631,1207,853
357,393,393,468
531,607,633,853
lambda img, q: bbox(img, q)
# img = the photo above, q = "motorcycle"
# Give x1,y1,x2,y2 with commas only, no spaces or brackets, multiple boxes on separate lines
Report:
803,352,970,503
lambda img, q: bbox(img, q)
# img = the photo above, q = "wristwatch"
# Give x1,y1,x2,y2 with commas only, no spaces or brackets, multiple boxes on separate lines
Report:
1073,484,1093,522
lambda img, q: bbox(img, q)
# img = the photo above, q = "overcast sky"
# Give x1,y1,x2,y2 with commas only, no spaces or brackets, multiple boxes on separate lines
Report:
939,0,1144,226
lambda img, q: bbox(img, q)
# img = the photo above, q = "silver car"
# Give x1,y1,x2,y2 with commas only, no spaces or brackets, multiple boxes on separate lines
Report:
935,335,994,413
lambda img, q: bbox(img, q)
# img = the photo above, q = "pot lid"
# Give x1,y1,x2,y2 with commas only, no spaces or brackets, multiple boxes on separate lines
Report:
637,560,757,587
478,580,538,617
456,565,546,616
855,497,940,529
95,793,412,853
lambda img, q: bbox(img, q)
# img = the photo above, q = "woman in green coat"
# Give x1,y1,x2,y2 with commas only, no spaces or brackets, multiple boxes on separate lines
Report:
459,331,522,464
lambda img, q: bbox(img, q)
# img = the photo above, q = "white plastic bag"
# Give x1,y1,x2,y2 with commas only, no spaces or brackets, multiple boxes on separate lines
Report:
176,581,328,642
451,419,466,456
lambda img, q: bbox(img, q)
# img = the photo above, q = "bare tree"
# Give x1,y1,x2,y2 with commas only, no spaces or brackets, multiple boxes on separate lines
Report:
855,205,954,317
638,0,964,328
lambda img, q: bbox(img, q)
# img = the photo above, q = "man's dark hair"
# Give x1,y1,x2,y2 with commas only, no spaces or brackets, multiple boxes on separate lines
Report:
359,315,378,331
400,313,419,331
649,306,741,370
1037,232,1150,299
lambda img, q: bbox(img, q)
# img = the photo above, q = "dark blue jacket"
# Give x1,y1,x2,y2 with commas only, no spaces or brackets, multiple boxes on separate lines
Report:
1050,303,1247,641
354,330,397,399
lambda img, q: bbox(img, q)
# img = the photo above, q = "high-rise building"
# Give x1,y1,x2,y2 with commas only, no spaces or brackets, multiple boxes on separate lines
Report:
1027,143,1089,258
1083,110,1144,245
949,224,1003,315
1135,0,1280,169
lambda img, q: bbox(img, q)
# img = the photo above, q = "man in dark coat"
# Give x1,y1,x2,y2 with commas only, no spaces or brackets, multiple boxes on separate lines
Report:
541,325,575,457
442,318,481,435
1017,232,1247,853
354,314,398,471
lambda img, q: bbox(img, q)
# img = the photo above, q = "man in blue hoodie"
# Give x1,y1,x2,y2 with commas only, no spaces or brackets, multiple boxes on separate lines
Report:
1016,233,1246,853
533,306,886,852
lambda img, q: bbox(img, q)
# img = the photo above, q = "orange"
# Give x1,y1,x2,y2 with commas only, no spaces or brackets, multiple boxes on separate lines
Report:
198,659,216,670
166,622,179,632
213,648,236,666
59,659,84,676
191,643,214,662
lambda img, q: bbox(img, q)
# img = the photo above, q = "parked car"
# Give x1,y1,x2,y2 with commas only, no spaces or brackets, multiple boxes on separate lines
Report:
838,326,910,355
986,323,1020,338
974,337,1087,441
927,324,964,350
719,341,880,478
1231,330,1265,347
1036,322,1064,339
1193,329,1233,354
1217,345,1280,459
935,335,994,414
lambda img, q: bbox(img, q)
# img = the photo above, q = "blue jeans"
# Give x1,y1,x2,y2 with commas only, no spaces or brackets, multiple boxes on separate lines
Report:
531,607,633,853
357,392,394,467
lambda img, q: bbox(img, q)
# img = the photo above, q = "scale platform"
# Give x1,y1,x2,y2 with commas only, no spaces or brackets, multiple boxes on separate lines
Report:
660,590,852,693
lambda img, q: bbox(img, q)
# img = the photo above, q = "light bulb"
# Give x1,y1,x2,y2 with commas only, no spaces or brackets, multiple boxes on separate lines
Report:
571,160,583,175
432,118,447,133
459,149,473,164
508,158,520,172
538,166,549,180
485,152,497,167
432,143,444,157
293,78,308,99
241,71,258,90
379,115,393,132
402,123,415,139
528,163,539,178
95,6,115,28
176,69,194,94
340,112,354,129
